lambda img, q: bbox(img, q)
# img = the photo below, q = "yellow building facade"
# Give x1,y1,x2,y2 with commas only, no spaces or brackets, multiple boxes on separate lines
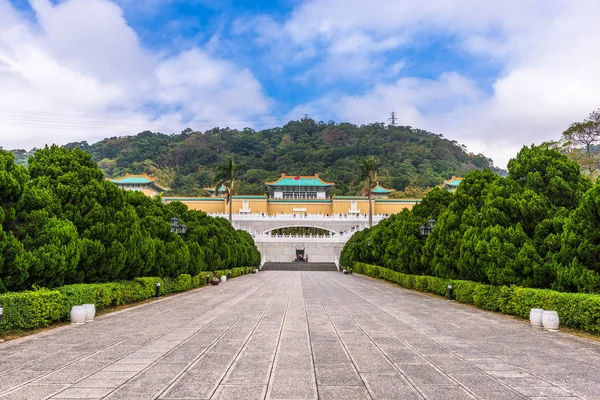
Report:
162,174,420,216
106,173,421,215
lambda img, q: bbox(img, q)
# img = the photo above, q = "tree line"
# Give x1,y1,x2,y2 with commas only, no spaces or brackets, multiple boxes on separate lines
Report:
52,119,500,196
0,146,260,293
341,144,600,293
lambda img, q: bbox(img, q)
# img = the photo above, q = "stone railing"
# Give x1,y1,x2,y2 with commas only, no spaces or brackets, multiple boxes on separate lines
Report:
210,212,389,221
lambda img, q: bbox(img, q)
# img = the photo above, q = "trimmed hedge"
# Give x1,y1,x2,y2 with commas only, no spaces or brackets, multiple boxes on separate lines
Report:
0,267,255,334
0,289,62,331
352,262,600,334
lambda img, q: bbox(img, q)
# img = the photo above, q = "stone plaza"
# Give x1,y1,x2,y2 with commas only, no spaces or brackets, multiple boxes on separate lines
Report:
0,271,599,399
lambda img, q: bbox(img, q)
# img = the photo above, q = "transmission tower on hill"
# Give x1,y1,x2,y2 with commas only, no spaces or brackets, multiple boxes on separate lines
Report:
388,112,397,126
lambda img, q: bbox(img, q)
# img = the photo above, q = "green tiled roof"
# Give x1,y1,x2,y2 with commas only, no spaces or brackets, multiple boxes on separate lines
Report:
374,199,422,203
445,179,462,187
163,197,224,202
206,185,228,192
233,195,267,199
107,174,169,190
108,176,153,184
371,184,393,194
266,175,334,187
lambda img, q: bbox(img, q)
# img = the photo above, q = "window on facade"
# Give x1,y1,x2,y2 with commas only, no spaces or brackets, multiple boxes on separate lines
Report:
282,191,318,199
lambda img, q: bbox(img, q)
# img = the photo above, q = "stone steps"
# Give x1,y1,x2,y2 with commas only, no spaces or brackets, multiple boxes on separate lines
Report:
261,262,338,271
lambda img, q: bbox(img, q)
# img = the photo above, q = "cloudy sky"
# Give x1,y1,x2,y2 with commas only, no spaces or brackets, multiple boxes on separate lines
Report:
1,0,599,167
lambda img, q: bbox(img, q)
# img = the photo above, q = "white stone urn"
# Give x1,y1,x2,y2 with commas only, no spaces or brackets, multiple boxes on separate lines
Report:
70,306,87,324
221,275,227,283
529,308,544,328
542,310,560,331
83,304,96,322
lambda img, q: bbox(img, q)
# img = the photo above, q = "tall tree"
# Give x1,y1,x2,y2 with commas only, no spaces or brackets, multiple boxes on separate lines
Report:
356,156,381,227
213,157,241,224
561,109,600,175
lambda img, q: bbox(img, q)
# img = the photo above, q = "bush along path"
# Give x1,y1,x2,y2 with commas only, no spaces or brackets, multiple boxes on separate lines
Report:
350,262,600,335
0,267,253,335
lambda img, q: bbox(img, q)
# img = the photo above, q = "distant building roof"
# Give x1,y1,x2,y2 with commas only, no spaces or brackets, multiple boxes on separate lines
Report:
106,174,170,191
266,173,334,187
442,176,463,190
371,183,393,194
205,185,228,194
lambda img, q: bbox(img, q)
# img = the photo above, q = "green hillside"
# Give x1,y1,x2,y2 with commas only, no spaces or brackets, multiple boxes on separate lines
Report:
16,119,502,195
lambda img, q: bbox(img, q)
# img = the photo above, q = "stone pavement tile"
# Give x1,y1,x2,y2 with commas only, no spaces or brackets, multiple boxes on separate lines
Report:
267,372,317,400
417,385,476,400
475,390,528,400
450,373,509,392
351,353,397,374
274,354,313,371
314,363,362,386
498,377,554,387
222,359,272,385
465,358,519,372
385,348,428,365
487,370,533,379
0,384,68,400
397,364,455,386
37,360,112,383
189,352,238,373
211,385,266,400
313,349,350,364
425,355,480,374
86,370,138,381
123,362,188,391
528,398,579,399
72,379,123,389
512,386,575,397
160,371,221,399
27,352,89,371
318,385,370,400
50,387,114,399
361,373,422,400
101,363,148,372
0,369,47,392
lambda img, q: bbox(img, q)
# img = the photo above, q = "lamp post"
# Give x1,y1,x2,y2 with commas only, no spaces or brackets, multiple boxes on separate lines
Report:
419,219,436,237
170,217,188,235
0,306,3,341
447,284,454,301
155,282,161,298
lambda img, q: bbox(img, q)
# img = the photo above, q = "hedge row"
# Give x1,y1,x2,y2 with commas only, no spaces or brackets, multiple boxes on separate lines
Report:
352,262,600,334
0,267,254,334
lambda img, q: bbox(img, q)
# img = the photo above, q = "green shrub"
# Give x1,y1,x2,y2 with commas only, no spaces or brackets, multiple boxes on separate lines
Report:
0,289,62,332
353,262,600,334
162,274,192,294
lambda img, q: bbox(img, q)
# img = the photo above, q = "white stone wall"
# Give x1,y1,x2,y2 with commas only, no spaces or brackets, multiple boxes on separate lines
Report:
255,240,345,263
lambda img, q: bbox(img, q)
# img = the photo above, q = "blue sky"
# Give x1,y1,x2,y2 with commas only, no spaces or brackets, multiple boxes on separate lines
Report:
1,0,599,167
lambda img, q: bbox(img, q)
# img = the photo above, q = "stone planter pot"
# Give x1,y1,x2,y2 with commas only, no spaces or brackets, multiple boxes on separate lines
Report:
83,304,96,322
529,308,544,328
542,310,560,331
221,275,227,283
343,269,348,274
70,306,87,324
252,268,258,274
210,277,220,286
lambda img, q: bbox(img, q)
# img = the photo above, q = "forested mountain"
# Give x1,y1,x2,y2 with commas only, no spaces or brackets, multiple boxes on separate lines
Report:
12,119,501,195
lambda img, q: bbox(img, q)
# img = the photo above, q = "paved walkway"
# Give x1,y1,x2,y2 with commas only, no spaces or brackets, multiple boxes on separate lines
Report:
1,272,599,400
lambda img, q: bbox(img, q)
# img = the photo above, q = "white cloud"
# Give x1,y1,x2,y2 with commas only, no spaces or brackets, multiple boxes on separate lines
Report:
268,0,600,167
0,0,272,150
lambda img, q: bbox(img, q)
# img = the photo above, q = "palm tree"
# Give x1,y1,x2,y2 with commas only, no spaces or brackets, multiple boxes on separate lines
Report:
356,156,381,227
213,157,241,224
